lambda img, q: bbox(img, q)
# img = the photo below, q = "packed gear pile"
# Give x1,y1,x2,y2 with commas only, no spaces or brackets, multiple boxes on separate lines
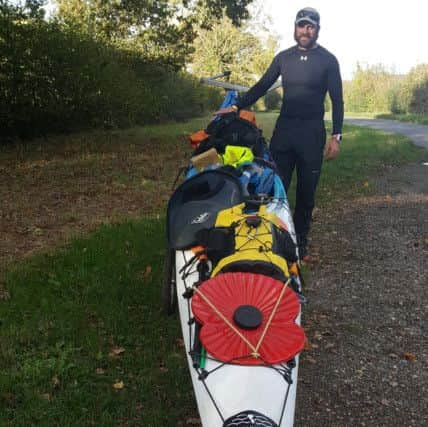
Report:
165,106,307,427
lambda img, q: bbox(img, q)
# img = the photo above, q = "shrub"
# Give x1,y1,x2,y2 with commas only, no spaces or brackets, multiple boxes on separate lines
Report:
344,64,400,113
263,88,282,111
0,12,220,141
392,64,428,114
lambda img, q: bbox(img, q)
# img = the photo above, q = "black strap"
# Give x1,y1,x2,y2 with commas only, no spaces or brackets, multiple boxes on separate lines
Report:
171,165,188,191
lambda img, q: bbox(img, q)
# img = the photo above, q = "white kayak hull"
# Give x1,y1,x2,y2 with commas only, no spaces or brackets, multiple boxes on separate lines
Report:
175,249,302,427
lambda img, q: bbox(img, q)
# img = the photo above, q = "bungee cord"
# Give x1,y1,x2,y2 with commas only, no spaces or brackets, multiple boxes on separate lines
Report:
178,249,300,426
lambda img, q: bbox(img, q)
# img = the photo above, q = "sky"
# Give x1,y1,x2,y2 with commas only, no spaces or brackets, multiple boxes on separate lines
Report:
263,0,428,80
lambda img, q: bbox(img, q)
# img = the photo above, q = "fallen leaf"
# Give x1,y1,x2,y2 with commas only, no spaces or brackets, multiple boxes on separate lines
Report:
113,381,124,390
363,181,369,188
0,289,10,301
109,347,125,357
95,368,105,375
403,352,417,362
304,254,320,264
381,398,389,406
142,266,152,278
52,376,60,388
305,356,316,364
303,338,312,351
314,331,323,341
384,195,393,202
33,227,43,236
159,361,169,373
186,418,201,425
2,392,15,403
175,338,185,348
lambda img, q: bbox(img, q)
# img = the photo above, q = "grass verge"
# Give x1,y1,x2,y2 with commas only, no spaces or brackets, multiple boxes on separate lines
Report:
1,113,426,425
375,113,428,125
1,219,196,426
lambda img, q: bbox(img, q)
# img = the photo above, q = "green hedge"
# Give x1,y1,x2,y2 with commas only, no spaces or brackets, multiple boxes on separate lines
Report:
0,14,221,140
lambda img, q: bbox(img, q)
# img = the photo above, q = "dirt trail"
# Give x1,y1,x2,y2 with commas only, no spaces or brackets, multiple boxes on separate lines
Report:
296,162,428,426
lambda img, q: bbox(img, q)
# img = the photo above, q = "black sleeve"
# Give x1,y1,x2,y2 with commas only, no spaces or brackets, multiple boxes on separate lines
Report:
235,55,281,110
328,56,344,135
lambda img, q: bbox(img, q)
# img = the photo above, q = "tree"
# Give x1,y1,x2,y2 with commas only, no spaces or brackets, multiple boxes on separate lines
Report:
54,1,256,69
193,0,253,28
190,13,277,87
56,0,192,69
391,64,428,114
22,0,46,19
344,63,400,112
0,0,45,19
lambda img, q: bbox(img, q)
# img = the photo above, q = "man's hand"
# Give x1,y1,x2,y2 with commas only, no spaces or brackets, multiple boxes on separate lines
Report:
213,106,237,116
324,136,341,160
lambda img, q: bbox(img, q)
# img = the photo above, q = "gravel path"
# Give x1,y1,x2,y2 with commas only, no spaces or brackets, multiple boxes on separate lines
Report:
295,161,428,426
345,119,428,149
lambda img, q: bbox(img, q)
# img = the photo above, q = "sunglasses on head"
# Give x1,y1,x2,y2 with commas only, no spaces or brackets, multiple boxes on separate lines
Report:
297,21,316,28
297,11,319,22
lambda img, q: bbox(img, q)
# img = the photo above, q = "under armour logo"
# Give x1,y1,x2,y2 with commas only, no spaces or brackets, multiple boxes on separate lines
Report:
300,55,308,61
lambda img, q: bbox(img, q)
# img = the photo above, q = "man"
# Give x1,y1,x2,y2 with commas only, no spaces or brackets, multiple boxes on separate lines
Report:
215,7,344,260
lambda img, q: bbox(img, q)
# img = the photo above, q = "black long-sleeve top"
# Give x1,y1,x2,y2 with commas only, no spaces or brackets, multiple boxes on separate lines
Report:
236,45,344,135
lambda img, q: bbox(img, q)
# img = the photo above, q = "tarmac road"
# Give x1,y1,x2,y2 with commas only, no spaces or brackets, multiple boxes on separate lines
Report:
345,118,428,149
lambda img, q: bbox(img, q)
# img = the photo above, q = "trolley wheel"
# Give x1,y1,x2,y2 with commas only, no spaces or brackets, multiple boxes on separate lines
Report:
162,248,177,315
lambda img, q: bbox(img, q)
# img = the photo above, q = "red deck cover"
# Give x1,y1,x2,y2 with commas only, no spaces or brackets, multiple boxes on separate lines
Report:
191,272,306,365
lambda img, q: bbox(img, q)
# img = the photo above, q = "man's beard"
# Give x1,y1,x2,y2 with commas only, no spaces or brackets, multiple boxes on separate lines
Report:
294,29,319,49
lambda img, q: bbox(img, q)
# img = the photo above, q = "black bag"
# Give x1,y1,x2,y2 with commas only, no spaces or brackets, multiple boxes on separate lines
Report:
205,113,267,157
167,170,244,249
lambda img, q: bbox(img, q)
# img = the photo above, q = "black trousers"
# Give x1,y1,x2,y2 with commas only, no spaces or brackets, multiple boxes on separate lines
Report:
270,118,326,239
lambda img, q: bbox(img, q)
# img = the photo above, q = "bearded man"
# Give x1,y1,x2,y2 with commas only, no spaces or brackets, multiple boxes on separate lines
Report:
215,7,344,260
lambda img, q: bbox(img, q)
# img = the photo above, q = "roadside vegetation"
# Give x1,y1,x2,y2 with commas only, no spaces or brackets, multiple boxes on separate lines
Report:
3,1,426,143
0,0,277,141
0,1,222,140
375,113,428,125
1,113,426,426
343,63,428,120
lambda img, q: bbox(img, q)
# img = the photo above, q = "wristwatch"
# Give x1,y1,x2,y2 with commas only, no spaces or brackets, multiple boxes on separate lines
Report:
333,134,342,144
